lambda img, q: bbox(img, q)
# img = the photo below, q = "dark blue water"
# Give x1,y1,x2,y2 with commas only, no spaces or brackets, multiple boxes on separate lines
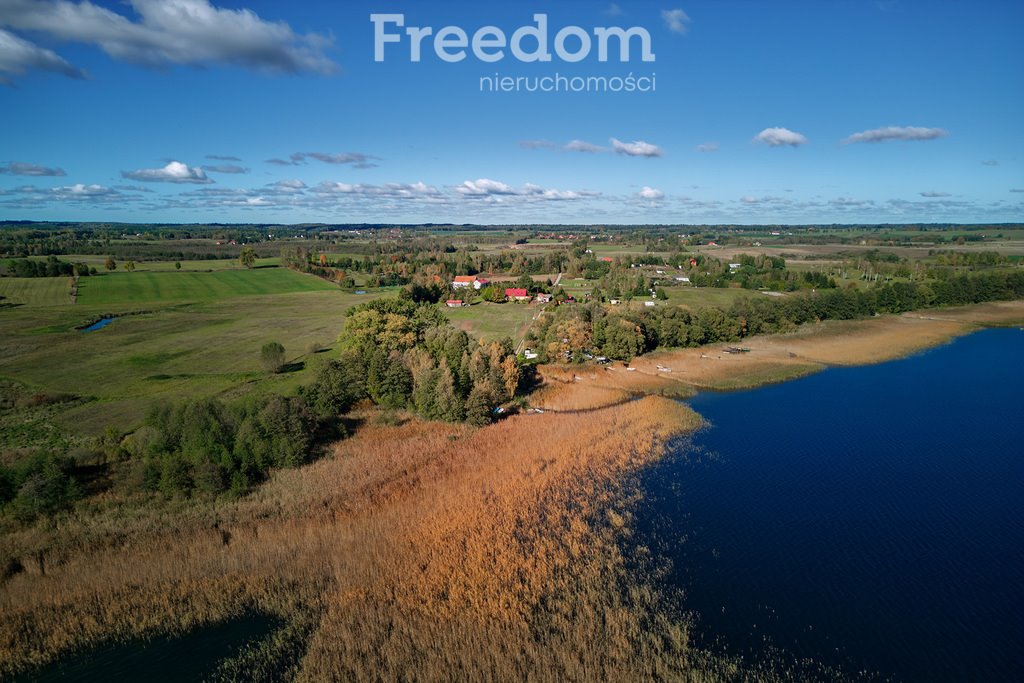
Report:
637,328,1024,682
80,317,116,332
18,614,279,682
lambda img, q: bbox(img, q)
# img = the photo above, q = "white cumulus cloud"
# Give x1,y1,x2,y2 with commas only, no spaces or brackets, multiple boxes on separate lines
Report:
0,27,84,82
842,126,948,144
0,160,66,176
0,0,337,77
661,9,691,34
564,139,606,153
753,127,808,147
638,186,665,200
122,160,212,184
453,179,600,203
610,138,663,157
455,179,518,197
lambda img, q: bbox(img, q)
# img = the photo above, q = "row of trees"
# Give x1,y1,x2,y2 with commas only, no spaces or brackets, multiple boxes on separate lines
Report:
2,256,95,278
527,270,1024,362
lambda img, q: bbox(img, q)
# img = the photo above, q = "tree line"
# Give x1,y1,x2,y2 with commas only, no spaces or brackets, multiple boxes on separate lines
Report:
2,256,95,278
527,269,1024,362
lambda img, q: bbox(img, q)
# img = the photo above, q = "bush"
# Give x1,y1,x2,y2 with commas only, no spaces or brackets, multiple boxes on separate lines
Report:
260,341,286,373
3,452,81,522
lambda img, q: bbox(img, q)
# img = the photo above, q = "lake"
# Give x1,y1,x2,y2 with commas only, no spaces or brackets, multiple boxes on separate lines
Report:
636,328,1024,682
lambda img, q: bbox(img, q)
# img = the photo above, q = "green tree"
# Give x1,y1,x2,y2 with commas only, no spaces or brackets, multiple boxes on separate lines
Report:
434,361,464,422
7,452,81,522
175,261,182,270
240,246,256,269
125,260,136,273
104,256,116,271
260,341,286,373
465,384,495,426
306,351,367,417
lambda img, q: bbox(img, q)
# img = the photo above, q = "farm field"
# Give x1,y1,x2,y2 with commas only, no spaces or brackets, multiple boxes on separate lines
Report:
0,277,72,307
75,267,334,306
0,266,390,438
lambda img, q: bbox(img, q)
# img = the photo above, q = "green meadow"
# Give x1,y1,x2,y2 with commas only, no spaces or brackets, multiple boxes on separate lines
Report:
75,267,331,306
442,301,537,345
0,266,389,442
0,277,73,307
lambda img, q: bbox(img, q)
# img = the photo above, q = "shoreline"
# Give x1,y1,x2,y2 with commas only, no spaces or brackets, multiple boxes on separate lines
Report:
2,300,1022,679
534,300,1024,409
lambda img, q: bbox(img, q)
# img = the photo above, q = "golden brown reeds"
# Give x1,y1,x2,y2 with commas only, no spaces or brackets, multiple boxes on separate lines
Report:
1,397,713,681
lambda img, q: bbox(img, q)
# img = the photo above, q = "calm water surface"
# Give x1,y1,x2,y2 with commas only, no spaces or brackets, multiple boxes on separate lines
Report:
636,328,1024,682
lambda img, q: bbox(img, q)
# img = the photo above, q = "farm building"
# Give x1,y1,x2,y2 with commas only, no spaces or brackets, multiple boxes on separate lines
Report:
505,288,531,302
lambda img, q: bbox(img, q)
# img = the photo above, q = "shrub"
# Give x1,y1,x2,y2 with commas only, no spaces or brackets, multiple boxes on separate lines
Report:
260,341,286,373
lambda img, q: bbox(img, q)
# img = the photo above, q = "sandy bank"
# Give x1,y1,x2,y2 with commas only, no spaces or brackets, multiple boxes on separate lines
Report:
536,300,1024,407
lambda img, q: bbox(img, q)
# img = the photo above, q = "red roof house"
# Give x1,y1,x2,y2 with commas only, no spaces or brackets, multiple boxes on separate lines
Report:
505,288,530,301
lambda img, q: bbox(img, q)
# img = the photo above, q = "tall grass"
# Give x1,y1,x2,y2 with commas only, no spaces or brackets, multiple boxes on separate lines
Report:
0,398,722,680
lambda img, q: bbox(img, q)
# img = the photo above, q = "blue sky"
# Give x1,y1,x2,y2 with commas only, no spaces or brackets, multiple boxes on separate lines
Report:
1,0,1022,225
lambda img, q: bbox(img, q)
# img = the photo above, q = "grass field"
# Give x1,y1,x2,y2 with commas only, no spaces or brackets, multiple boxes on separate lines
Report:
0,278,72,306
664,286,755,308
443,301,537,345
74,267,334,307
0,267,390,437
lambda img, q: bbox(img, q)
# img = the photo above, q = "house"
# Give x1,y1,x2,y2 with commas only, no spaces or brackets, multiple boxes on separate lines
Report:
689,258,698,267
644,300,656,307
535,292,552,303
446,299,464,308
675,276,690,283
609,299,620,305
473,277,489,290
452,275,476,289
600,256,614,262
505,288,531,302
729,263,742,271
523,349,539,360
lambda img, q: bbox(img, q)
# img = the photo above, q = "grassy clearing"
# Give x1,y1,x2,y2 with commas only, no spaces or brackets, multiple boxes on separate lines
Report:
443,301,537,344
664,286,755,308
0,278,72,307
76,268,334,307
588,243,668,259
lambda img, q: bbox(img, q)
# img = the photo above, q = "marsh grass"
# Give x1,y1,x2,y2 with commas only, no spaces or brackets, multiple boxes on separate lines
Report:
0,398,730,680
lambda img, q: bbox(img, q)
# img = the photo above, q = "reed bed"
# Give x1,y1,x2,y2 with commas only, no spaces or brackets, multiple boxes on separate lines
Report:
0,397,729,681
